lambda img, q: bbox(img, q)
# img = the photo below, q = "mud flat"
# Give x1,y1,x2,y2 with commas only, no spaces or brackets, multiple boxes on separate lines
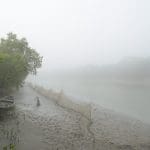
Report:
0,84,150,150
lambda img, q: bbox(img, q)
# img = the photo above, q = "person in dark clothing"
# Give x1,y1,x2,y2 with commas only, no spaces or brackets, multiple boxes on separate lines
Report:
36,96,40,106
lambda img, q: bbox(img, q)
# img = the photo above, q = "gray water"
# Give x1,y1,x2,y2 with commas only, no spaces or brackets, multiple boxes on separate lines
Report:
28,72,150,124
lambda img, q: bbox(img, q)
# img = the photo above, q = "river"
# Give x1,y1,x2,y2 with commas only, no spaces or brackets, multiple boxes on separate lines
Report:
28,71,150,124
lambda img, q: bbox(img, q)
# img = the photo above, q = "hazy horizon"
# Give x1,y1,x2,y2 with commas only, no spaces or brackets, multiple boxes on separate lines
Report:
0,0,150,70
1,1,150,149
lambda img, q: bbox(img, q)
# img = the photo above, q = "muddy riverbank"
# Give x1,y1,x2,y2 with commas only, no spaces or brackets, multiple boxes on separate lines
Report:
0,85,150,150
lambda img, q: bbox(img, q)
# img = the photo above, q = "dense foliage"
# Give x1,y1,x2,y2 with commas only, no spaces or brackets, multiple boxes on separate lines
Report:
0,33,42,95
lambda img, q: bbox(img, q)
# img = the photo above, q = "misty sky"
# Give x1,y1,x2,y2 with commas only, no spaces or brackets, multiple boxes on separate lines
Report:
0,0,150,69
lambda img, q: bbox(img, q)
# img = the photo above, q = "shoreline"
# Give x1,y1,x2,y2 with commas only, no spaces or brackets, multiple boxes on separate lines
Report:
27,83,150,148
0,84,150,149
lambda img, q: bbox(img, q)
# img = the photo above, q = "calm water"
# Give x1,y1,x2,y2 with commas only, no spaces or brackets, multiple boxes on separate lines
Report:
28,72,150,124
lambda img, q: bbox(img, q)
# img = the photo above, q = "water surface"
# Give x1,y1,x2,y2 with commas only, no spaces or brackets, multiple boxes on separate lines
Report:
28,71,150,124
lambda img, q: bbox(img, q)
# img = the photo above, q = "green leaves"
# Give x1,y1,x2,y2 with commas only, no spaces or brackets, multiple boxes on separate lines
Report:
0,33,42,94
3,144,15,150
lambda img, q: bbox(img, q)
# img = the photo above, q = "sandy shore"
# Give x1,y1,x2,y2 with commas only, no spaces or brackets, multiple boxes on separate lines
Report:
0,85,150,150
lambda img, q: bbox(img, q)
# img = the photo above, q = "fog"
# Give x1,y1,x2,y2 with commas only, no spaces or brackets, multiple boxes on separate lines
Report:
0,0,150,69
0,0,148,122
1,0,150,122
1,1,150,149
28,57,150,123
